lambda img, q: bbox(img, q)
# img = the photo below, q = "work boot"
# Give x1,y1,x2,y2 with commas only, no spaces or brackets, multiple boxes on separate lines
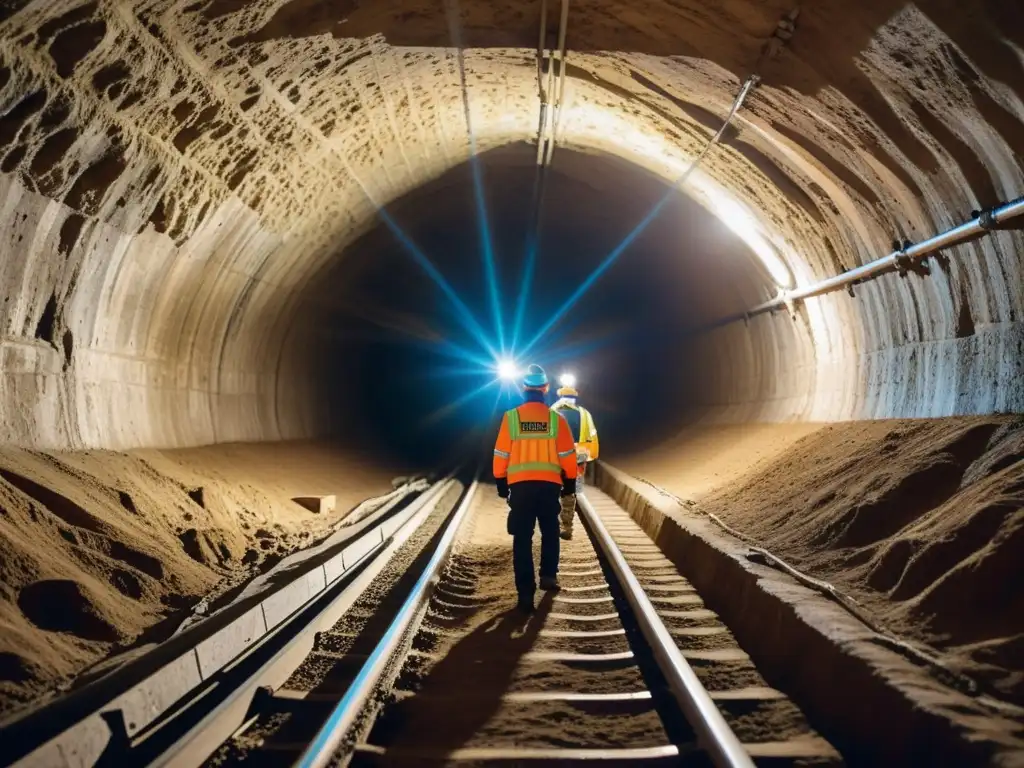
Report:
539,576,561,592
516,594,535,614
559,530,572,541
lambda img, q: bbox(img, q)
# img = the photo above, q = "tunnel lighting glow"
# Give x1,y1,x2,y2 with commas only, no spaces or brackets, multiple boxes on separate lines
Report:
497,358,519,381
444,1,505,352
559,373,576,388
375,207,498,359
700,186,794,289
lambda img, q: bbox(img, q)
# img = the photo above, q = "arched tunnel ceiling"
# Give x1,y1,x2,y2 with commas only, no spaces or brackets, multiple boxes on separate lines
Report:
0,0,1022,452
299,144,770,460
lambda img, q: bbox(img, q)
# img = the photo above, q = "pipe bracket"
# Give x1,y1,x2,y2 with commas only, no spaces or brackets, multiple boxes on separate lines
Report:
894,239,914,277
979,200,1024,231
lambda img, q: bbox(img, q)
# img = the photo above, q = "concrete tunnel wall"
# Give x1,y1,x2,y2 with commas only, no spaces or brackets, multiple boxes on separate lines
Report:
0,0,1022,453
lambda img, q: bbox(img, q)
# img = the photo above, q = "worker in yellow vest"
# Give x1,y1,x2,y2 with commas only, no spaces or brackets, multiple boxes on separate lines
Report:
493,364,578,614
551,373,599,540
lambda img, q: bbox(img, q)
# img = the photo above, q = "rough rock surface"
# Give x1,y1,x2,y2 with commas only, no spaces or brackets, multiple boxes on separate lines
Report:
0,0,1021,449
619,416,1024,707
0,0,1023,743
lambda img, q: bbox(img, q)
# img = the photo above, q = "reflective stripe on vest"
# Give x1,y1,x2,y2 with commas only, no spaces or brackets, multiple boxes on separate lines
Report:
508,461,562,475
506,408,562,476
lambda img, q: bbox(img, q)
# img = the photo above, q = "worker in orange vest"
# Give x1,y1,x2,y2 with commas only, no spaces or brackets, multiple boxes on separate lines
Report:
493,364,579,614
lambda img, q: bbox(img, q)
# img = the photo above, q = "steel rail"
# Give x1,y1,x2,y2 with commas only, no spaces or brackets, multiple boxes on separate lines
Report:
5,475,455,768
143,477,460,768
576,493,755,768
294,480,481,768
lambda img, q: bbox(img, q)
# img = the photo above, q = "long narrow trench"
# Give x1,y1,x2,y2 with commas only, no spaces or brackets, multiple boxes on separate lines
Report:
354,490,843,765
353,493,674,764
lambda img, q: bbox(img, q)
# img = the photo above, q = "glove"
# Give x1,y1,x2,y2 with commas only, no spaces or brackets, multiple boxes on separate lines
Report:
561,477,575,497
496,477,509,499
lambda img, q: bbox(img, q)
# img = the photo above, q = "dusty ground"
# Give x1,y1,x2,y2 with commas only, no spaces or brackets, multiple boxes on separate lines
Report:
617,416,1024,706
0,441,403,720
362,494,672,758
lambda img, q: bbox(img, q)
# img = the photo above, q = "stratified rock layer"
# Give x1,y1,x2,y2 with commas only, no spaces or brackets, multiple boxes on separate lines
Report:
0,0,1020,449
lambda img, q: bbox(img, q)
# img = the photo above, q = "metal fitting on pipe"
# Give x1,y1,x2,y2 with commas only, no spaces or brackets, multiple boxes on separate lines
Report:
741,196,1024,318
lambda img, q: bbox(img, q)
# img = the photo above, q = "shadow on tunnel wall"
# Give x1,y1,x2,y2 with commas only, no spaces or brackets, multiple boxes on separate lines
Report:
216,0,1023,91
288,143,772,467
218,0,1024,159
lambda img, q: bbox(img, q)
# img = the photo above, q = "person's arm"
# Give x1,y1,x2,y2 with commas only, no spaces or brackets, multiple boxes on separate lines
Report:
555,414,578,495
493,412,512,497
586,410,599,461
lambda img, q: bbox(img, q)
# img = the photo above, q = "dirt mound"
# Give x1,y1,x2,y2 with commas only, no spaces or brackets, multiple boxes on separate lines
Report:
0,441,398,720
684,416,1024,706
18,580,120,642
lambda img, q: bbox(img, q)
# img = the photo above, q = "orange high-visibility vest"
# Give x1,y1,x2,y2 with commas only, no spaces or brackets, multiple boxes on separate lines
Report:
493,402,578,485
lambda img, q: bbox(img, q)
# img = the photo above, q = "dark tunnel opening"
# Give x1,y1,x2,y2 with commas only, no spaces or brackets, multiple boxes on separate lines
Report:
296,144,776,466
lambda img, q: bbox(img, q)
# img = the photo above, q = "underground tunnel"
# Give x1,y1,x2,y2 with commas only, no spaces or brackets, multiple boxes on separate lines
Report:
0,0,1023,763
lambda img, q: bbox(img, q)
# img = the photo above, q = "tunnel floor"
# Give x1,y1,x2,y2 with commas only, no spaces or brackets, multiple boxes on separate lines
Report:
0,416,1022,725
618,414,1024,709
0,441,405,718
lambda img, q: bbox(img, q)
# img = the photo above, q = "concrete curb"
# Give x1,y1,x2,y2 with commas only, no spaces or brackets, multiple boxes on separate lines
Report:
594,462,1024,766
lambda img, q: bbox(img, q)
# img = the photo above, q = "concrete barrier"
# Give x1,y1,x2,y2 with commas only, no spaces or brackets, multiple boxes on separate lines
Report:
593,462,1024,765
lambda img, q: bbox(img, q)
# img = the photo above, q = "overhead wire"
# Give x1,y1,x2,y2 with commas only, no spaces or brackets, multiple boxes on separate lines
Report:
519,72,761,357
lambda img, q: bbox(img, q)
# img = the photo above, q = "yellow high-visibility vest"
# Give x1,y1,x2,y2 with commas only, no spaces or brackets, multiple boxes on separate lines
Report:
553,400,599,462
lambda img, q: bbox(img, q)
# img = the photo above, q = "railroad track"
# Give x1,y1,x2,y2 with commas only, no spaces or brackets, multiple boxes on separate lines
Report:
4,474,464,768
6,474,845,767
245,484,843,767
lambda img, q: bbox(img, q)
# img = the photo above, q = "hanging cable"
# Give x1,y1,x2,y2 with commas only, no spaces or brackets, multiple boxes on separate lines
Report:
512,0,570,349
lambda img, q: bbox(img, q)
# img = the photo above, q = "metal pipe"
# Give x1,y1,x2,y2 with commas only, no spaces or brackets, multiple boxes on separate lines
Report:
576,494,754,768
536,0,548,84
540,56,556,162
543,0,570,166
534,0,549,166
743,196,1024,318
294,481,480,768
654,74,759,206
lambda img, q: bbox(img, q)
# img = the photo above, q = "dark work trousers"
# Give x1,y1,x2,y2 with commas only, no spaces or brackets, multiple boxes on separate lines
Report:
507,480,562,598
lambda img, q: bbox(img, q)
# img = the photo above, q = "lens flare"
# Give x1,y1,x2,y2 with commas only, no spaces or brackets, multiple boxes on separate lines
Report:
559,372,576,388
496,358,519,381
445,0,504,351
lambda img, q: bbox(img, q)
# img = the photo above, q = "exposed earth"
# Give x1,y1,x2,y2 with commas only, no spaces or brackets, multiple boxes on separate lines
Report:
619,416,1024,707
0,441,402,719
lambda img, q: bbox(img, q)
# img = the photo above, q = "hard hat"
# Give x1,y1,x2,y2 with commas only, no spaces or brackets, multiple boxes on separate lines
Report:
522,364,549,390
556,385,578,398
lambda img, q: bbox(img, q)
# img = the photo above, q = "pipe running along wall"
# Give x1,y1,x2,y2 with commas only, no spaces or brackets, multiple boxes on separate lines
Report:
0,0,1021,461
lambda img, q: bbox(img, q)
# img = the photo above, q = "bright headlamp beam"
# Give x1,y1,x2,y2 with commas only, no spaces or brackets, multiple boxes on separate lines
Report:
559,373,576,388
445,0,505,352
376,207,497,360
520,79,762,359
419,378,499,428
497,358,519,381
511,164,549,351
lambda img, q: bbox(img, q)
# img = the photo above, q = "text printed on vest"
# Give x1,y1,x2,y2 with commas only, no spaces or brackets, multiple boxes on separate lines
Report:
519,421,550,433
